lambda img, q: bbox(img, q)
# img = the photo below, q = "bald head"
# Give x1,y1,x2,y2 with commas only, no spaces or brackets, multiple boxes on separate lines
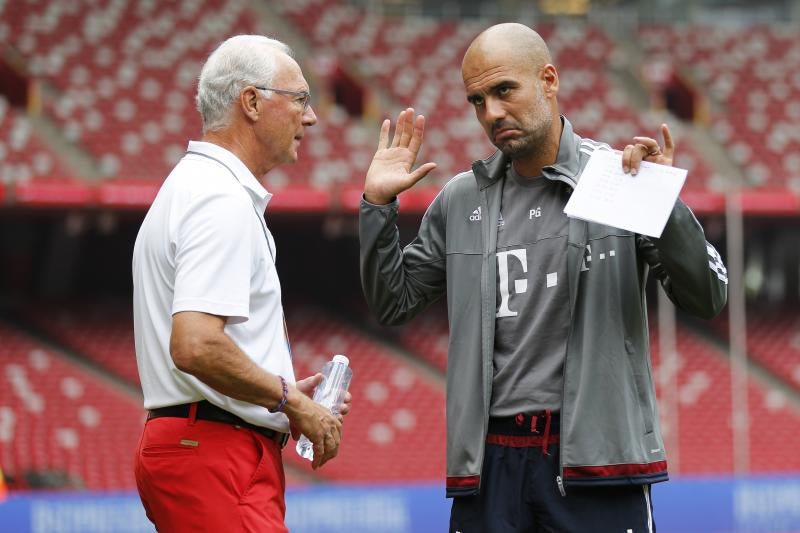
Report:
462,23,552,78
461,23,561,174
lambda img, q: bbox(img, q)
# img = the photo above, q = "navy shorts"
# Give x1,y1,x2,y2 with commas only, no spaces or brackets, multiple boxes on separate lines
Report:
450,413,655,533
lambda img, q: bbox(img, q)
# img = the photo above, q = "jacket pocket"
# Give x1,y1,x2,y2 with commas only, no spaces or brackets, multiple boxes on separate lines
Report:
625,338,654,435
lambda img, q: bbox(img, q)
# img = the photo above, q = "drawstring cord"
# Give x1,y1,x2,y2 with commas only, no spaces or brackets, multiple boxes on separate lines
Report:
542,410,551,456
515,411,552,455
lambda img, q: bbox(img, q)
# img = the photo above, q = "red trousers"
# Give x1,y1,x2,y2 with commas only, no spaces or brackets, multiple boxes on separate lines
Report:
134,416,287,532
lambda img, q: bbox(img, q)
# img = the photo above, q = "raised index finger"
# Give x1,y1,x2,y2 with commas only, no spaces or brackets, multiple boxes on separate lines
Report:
660,123,675,159
377,119,390,151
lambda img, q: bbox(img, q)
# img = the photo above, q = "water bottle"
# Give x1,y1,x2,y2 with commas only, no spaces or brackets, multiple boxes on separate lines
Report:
296,354,353,461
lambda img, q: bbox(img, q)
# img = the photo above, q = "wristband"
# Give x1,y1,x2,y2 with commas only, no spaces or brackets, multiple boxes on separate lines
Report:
269,375,288,413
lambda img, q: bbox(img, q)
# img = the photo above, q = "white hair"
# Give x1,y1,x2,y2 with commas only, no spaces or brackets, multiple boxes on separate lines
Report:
195,35,294,133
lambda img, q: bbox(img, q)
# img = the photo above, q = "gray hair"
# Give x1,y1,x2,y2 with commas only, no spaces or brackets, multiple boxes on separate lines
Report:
196,35,294,132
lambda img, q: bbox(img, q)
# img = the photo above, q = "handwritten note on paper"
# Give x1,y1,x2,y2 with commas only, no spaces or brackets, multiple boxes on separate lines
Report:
563,149,687,238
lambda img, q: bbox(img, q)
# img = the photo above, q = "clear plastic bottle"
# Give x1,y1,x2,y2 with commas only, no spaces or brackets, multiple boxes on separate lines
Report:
296,354,353,461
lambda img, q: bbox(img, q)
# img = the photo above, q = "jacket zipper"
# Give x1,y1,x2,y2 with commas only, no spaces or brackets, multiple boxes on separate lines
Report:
556,215,586,497
478,184,497,494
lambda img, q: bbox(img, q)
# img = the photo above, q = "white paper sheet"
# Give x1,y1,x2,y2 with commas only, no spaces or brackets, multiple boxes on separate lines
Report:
563,149,687,238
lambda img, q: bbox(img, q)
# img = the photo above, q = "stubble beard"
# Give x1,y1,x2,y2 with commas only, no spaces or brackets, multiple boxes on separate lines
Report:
497,114,552,161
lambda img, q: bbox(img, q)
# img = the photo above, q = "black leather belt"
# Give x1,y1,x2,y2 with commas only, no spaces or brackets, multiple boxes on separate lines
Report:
148,400,289,448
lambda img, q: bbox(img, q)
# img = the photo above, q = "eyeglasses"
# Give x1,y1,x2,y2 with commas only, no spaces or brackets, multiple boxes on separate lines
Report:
255,86,311,110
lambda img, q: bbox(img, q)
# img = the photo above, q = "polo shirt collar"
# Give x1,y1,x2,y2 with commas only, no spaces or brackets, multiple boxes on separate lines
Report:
186,141,273,211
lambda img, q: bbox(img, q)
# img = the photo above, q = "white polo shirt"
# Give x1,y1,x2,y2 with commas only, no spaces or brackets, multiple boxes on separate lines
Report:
132,140,295,432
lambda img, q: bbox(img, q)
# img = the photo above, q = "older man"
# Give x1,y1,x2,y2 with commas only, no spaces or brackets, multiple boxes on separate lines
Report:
360,23,727,532
133,35,347,532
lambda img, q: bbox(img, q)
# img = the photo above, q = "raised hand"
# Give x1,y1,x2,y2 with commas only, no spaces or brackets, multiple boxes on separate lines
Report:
363,107,437,205
622,123,676,174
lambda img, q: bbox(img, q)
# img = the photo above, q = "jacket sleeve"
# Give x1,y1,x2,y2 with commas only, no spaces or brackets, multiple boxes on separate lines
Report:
359,193,447,325
637,198,728,319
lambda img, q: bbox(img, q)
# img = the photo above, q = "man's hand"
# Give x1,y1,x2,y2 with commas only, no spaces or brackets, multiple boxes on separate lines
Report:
363,107,437,205
622,123,675,174
283,377,343,470
295,373,352,417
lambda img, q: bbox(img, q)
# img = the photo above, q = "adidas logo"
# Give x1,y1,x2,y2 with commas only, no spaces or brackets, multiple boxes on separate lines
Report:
469,206,482,222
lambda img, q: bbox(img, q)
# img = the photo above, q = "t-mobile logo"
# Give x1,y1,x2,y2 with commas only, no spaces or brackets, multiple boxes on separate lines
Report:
497,249,527,317
496,249,559,318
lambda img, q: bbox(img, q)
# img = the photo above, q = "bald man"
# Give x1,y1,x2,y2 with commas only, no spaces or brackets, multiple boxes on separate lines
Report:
360,23,727,532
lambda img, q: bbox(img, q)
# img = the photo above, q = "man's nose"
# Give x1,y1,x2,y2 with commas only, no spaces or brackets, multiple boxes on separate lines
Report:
483,97,506,123
303,104,318,126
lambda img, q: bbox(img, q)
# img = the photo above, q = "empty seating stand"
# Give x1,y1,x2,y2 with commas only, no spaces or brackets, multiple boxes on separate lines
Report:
638,25,800,192
710,310,800,392
650,324,800,474
0,0,363,193
0,322,143,490
1,1,726,198
25,302,140,386
0,96,71,184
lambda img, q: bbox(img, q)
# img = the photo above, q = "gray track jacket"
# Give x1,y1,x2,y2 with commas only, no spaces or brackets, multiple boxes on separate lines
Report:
360,118,728,497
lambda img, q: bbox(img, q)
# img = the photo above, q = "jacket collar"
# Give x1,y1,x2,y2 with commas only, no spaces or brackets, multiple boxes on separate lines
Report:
471,116,579,189
471,148,509,191
543,116,580,187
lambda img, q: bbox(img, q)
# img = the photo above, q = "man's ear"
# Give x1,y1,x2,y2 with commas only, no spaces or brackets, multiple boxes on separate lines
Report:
240,86,260,122
543,64,559,96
